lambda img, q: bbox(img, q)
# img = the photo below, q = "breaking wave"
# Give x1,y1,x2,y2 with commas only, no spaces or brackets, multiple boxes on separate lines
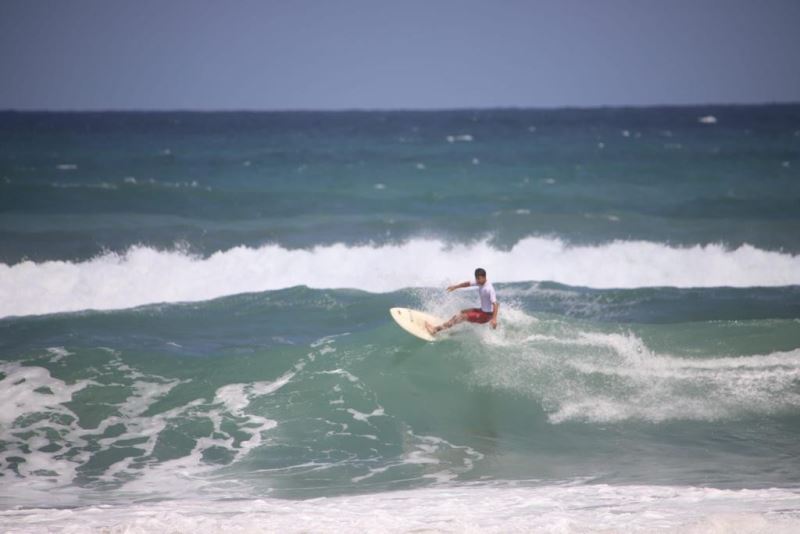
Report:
2,237,799,318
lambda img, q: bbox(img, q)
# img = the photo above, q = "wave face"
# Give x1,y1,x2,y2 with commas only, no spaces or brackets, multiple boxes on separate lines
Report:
3,238,800,318
2,286,800,510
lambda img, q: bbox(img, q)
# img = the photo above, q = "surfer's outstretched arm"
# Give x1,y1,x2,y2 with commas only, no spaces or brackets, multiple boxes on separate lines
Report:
447,281,471,292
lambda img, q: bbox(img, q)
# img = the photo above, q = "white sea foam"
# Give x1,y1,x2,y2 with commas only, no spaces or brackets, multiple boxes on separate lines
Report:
0,355,291,507
46,177,205,190
349,430,483,485
347,407,385,422
2,237,799,318
446,133,473,142
1,484,798,533
110,376,281,499
45,346,73,363
0,362,98,505
0,363,91,427
50,181,117,189
467,317,800,423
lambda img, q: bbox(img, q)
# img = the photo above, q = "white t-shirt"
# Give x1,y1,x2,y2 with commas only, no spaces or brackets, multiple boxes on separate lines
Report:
470,280,497,313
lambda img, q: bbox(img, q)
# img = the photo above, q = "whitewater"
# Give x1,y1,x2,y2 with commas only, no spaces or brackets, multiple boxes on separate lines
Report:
3,237,800,318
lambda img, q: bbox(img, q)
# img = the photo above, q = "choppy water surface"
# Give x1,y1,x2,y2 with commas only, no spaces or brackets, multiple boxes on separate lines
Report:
1,106,799,532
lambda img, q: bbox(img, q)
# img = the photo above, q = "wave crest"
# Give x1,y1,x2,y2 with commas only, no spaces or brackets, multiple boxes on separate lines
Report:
2,238,799,318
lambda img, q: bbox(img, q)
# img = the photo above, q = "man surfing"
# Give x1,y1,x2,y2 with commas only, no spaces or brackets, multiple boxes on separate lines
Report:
426,268,499,336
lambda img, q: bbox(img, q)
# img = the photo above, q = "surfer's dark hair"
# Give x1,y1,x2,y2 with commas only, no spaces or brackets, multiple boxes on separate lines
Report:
474,268,487,278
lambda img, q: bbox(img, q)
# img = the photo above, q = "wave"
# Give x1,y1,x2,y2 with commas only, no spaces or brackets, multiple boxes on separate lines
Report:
2,237,800,318
464,317,800,423
2,309,799,506
45,177,208,191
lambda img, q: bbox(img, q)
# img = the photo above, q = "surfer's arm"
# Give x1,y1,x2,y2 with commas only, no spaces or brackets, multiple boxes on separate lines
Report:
490,302,499,329
447,281,471,292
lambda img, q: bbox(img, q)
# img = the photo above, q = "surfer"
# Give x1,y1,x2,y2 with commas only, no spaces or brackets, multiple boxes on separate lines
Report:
426,268,499,335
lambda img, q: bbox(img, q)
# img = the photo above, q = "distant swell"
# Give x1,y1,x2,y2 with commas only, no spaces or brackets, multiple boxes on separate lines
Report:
2,237,800,318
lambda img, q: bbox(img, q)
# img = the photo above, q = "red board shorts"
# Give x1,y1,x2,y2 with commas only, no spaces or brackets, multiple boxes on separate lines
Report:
464,308,493,324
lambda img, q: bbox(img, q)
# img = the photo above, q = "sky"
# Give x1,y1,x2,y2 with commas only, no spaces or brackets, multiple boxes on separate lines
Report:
1,0,799,111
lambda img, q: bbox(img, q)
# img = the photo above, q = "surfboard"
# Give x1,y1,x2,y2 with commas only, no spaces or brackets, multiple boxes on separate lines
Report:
390,307,445,342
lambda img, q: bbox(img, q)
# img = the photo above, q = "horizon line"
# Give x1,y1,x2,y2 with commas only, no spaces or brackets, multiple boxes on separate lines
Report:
2,100,800,114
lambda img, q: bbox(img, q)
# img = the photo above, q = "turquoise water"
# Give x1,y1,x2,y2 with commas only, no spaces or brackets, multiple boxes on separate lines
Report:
1,107,800,531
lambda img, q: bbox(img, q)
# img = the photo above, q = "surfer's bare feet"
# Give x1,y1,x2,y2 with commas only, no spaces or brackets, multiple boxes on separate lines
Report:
425,322,438,336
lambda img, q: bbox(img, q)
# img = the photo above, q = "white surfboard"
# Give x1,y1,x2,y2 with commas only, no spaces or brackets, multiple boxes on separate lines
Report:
390,307,445,341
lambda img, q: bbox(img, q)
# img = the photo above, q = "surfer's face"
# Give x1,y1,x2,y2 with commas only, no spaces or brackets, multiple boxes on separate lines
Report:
475,275,486,285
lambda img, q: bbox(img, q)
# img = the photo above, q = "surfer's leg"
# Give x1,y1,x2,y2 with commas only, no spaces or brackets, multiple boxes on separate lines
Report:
428,311,468,334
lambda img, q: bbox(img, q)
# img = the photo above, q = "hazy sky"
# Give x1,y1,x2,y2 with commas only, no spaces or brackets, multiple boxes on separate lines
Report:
1,0,799,110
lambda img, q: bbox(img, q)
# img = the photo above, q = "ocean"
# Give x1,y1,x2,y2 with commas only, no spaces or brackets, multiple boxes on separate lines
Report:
1,106,800,532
